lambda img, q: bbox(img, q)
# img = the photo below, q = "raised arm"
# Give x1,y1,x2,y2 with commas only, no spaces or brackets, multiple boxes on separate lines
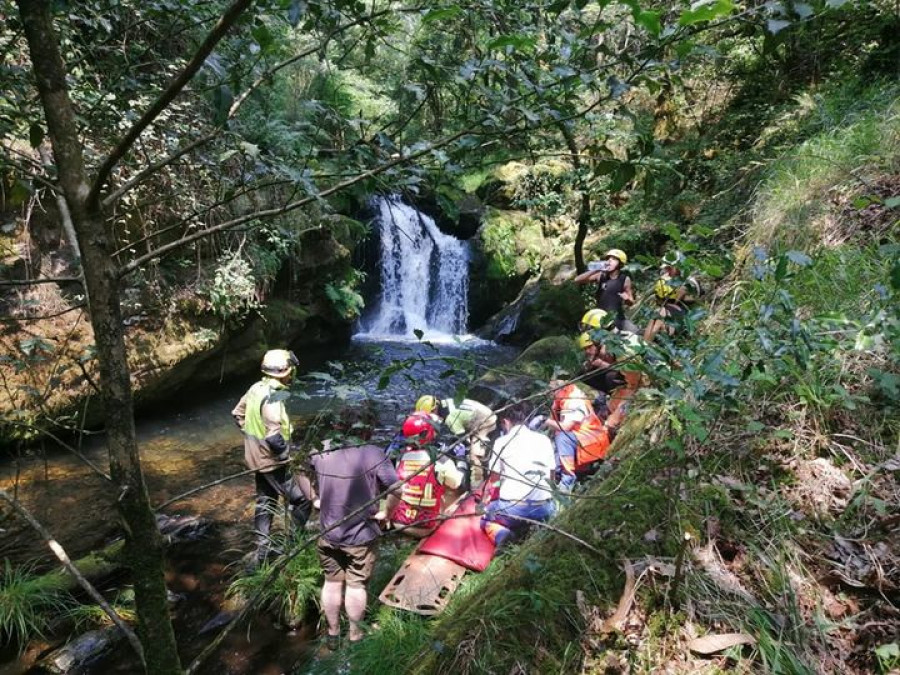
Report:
574,269,603,285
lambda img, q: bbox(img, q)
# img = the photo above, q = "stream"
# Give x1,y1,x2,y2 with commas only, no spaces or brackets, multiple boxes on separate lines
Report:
0,195,519,674
0,337,516,674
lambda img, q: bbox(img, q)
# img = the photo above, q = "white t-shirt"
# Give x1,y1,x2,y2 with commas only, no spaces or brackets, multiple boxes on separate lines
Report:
488,425,555,502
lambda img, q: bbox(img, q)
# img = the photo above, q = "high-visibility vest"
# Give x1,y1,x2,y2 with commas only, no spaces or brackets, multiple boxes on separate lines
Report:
551,384,610,469
242,378,292,442
393,448,444,528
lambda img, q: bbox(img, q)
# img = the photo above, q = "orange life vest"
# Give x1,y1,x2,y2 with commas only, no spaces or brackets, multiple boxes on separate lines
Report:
393,448,444,529
551,384,610,469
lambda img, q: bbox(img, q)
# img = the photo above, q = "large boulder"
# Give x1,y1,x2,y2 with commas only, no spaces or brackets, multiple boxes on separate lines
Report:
469,208,545,328
468,335,581,408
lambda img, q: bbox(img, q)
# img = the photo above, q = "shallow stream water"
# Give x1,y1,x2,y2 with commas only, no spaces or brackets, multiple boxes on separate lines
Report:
0,337,516,674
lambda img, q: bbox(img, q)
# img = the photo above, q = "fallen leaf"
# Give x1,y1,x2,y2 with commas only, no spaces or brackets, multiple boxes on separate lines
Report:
689,632,756,655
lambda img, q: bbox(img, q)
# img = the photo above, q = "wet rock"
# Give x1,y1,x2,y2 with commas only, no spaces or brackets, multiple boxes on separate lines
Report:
156,513,212,542
35,626,122,674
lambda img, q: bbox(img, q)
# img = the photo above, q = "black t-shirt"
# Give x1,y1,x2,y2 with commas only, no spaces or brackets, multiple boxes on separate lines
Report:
594,273,629,320
311,444,398,547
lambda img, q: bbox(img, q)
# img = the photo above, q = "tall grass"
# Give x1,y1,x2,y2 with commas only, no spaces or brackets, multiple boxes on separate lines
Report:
747,81,900,254
0,561,72,647
227,533,322,627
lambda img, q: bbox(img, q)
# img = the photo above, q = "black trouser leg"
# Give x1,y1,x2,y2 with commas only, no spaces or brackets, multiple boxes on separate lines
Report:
282,473,312,529
254,470,280,558
255,467,312,556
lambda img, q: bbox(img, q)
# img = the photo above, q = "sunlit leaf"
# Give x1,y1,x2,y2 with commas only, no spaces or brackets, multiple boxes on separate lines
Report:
422,7,463,22
678,0,734,25
487,35,537,51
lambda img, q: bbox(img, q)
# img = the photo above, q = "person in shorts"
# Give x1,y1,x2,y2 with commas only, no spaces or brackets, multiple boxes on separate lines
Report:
310,415,400,645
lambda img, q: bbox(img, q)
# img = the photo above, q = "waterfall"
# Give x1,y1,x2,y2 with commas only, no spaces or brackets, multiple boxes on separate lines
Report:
356,196,470,339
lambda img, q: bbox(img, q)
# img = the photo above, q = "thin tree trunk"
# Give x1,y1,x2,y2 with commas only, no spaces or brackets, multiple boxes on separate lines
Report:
558,122,591,273
17,3,182,673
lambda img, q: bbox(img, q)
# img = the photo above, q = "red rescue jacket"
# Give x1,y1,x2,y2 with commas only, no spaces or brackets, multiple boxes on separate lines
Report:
392,448,444,529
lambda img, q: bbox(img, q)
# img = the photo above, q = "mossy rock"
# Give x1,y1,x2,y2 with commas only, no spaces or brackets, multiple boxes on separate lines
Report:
468,208,545,328
515,280,587,343
476,161,528,208
479,208,543,279
317,214,368,250
468,335,581,407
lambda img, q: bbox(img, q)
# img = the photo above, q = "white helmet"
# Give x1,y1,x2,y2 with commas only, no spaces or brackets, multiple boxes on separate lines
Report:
261,349,298,378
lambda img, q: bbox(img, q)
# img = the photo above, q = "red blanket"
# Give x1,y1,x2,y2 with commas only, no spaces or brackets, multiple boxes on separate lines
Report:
418,493,496,572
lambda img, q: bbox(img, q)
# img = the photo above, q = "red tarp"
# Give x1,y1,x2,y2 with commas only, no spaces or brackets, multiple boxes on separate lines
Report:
418,493,496,572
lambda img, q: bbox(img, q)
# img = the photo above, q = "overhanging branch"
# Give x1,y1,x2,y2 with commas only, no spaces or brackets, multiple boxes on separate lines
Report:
87,0,253,208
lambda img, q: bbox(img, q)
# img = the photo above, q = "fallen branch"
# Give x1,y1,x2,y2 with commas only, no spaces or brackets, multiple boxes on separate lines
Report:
602,560,636,634
0,489,146,668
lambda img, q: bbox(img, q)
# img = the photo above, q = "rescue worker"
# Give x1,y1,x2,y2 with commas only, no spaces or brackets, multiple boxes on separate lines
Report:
480,403,556,548
578,309,645,417
573,248,638,332
578,309,627,396
415,395,497,486
544,382,611,492
232,349,314,565
644,250,701,343
391,414,464,537
310,409,401,646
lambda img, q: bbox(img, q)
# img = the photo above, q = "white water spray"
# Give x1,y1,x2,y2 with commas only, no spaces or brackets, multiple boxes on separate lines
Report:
356,196,470,340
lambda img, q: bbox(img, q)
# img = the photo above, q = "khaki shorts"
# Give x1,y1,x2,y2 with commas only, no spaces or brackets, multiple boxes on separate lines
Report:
317,540,375,587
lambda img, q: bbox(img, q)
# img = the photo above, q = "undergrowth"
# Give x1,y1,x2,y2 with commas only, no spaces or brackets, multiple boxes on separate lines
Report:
227,532,322,627
0,562,72,647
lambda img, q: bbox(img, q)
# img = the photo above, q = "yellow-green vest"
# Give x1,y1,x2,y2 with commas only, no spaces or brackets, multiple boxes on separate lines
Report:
242,378,291,441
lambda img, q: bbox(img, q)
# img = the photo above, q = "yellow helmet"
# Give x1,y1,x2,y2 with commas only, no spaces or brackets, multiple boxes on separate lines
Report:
605,248,627,265
580,308,611,330
261,349,298,378
654,278,677,300
576,332,594,349
415,395,438,414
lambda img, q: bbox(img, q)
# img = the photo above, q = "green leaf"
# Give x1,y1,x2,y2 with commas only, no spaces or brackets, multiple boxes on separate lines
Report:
883,196,900,209
890,260,900,290
487,35,537,51
774,254,788,281
767,18,791,34
609,163,636,192
212,85,233,126
875,643,900,661
594,159,619,175
633,9,662,35
785,250,812,266
252,23,273,51
288,0,304,25
678,0,734,26
29,122,44,149
422,7,463,22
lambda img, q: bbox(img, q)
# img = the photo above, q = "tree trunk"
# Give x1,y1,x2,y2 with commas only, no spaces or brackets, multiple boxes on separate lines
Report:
17,3,183,673
558,122,591,274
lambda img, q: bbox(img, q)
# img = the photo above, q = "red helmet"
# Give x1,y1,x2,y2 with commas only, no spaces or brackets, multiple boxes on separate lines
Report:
402,413,436,445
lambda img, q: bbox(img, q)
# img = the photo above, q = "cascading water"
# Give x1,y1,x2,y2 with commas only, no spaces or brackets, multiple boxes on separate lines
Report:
356,195,470,340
